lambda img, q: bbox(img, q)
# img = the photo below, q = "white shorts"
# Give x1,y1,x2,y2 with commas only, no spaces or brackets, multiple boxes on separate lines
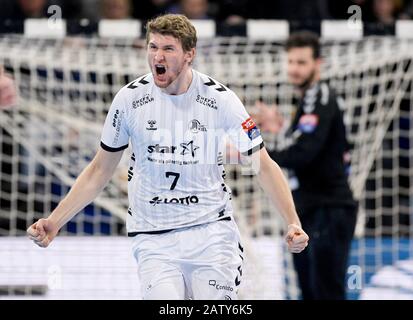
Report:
131,218,244,300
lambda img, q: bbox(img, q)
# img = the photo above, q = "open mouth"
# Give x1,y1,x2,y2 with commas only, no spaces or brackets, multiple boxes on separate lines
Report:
155,65,166,75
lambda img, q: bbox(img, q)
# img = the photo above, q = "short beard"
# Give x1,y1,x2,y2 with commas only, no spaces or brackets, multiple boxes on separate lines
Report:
295,69,317,91
156,64,186,89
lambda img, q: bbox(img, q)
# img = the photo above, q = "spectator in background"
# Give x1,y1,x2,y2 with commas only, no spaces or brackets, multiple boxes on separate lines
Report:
245,0,330,20
170,0,212,19
0,0,84,20
132,0,174,20
400,0,413,18
212,0,246,25
1,0,50,20
17,0,49,18
59,0,84,19
328,0,368,20
100,0,133,20
369,0,403,25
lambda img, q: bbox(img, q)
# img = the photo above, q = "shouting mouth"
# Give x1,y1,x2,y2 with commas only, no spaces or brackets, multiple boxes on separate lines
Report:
155,64,166,75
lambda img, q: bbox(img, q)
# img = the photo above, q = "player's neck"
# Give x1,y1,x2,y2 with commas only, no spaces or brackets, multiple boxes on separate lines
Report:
162,68,193,95
299,74,320,96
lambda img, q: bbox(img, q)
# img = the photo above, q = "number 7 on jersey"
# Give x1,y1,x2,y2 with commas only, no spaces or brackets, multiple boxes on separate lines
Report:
166,172,180,190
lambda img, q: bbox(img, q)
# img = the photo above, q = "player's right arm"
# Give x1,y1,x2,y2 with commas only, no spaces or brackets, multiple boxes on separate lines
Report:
27,148,124,248
27,86,130,248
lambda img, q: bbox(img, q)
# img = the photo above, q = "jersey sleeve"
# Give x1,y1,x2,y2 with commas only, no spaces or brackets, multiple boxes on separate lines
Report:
100,89,130,152
222,91,264,156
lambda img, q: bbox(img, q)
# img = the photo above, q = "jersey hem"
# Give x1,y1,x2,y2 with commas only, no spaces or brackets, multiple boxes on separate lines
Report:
127,215,232,237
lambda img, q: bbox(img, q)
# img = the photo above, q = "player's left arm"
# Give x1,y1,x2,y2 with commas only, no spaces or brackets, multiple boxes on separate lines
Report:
252,147,309,253
221,89,308,252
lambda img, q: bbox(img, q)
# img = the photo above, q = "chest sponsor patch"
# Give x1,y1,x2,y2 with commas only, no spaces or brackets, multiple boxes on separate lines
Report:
242,117,261,140
298,114,319,133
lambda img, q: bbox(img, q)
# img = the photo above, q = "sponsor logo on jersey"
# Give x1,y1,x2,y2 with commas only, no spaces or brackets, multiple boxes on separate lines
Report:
241,117,261,140
146,120,157,131
112,109,120,127
148,144,177,154
208,280,234,292
128,153,136,181
147,141,199,157
128,166,134,181
196,94,217,110
180,141,199,157
217,152,224,166
188,119,207,133
132,94,154,109
112,109,123,145
298,114,319,133
204,77,227,92
242,117,256,131
127,75,149,89
149,195,199,206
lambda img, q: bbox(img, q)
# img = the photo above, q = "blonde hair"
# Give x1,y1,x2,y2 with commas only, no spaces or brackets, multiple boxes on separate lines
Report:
146,14,197,52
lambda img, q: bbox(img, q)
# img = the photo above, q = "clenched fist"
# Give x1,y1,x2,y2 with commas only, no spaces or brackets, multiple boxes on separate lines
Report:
0,68,17,108
27,218,59,248
285,224,309,253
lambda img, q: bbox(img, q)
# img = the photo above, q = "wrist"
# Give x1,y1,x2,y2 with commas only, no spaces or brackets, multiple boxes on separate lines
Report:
288,222,302,229
47,214,62,231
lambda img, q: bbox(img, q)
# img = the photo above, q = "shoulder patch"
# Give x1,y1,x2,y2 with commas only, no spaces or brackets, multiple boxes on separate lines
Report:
204,77,227,92
242,117,256,131
298,114,319,133
242,117,261,140
127,75,150,90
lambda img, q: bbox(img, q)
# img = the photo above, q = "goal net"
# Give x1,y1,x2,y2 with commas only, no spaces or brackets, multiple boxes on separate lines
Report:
0,35,412,299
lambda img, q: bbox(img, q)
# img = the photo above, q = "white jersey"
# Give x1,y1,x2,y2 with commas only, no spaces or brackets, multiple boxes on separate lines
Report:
101,70,263,233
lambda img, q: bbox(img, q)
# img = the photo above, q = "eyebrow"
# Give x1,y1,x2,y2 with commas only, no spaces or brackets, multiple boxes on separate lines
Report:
149,42,176,49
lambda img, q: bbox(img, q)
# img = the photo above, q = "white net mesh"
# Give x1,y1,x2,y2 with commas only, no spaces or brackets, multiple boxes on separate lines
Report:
0,35,412,299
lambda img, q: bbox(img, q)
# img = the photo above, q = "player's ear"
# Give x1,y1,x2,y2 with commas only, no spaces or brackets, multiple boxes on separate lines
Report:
186,48,196,65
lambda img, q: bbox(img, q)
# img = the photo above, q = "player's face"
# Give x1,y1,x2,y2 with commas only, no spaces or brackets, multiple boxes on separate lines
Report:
287,47,321,89
147,33,195,89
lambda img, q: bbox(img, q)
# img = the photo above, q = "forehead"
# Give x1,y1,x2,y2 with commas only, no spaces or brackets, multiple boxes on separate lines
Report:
287,47,314,60
148,33,181,47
